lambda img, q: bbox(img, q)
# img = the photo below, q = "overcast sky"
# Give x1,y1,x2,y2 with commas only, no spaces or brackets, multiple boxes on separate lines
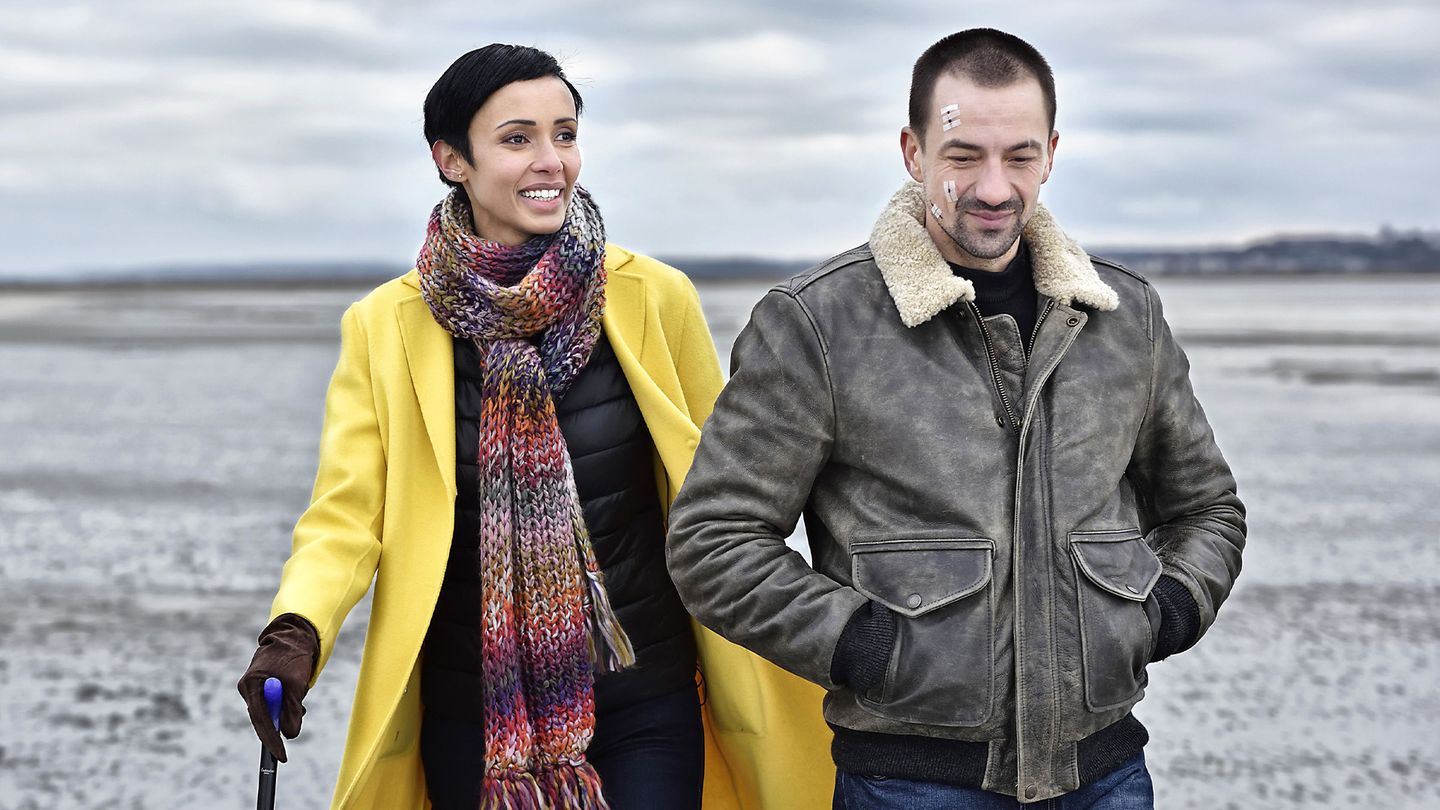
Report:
1,0,1437,277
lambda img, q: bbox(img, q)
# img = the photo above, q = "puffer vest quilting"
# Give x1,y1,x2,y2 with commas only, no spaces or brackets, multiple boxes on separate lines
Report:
421,331,697,723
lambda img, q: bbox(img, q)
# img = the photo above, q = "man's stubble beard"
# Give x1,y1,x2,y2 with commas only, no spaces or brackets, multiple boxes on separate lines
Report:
940,207,1027,262
937,187,1028,261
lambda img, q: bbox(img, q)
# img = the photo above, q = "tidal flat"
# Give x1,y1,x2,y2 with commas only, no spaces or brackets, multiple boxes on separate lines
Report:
1,274,1437,809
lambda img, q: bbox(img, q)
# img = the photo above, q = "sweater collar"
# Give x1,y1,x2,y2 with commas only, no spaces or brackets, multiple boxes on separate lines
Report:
869,181,1118,327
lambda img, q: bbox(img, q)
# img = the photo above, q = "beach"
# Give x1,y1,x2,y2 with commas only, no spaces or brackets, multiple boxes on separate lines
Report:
1,274,1437,809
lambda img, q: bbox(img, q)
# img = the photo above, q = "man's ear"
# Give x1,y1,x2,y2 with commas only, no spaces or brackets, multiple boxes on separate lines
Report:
1042,129,1059,184
900,127,924,183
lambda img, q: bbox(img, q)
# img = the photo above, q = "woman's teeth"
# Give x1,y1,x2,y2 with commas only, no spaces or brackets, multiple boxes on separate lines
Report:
520,189,561,200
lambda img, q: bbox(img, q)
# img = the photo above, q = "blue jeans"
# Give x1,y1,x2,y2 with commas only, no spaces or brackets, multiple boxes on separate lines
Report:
422,687,704,810
834,752,1153,809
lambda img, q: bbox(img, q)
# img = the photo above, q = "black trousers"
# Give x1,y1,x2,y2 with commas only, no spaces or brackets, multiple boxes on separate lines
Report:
421,686,704,810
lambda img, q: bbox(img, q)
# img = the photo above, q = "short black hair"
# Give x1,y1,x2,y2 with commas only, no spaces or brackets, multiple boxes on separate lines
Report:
908,29,1055,144
423,44,584,188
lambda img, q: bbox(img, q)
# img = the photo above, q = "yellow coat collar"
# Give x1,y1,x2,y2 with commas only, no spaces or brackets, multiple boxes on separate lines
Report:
391,245,664,499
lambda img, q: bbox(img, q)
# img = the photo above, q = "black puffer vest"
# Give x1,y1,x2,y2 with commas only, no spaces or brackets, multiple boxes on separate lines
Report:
421,332,697,722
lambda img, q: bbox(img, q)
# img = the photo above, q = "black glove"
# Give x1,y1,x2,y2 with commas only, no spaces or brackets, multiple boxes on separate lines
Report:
830,601,899,693
237,613,318,762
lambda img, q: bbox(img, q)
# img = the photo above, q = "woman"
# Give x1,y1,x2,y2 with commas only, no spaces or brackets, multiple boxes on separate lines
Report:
236,45,833,810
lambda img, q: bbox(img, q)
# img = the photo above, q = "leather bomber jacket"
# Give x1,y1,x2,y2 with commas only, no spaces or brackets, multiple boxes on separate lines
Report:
667,238,1246,802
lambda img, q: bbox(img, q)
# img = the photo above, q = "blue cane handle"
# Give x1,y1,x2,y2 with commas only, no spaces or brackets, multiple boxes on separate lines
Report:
263,677,283,731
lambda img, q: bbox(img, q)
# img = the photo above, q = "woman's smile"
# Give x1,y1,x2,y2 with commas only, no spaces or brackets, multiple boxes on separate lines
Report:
519,184,565,212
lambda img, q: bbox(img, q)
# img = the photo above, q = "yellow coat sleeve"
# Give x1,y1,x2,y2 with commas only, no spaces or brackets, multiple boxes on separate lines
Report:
271,304,385,679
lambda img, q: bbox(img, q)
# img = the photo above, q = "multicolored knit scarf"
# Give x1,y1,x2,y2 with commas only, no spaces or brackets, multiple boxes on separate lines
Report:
417,186,635,809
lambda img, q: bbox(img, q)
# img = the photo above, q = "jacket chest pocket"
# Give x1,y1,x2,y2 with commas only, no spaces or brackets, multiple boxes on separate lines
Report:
850,538,996,727
1069,529,1163,712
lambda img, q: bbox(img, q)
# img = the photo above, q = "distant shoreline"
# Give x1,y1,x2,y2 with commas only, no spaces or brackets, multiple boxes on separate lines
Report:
5,223,1439,288
1,268,1438,293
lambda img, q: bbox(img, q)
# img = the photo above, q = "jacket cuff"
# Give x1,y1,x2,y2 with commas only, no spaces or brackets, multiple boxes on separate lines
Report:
1151,576,1201,661
830,601,897,691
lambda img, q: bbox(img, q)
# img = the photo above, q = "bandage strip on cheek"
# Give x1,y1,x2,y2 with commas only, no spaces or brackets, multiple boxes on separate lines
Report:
940,103,961,132
944,180,958,203
930,202,944,221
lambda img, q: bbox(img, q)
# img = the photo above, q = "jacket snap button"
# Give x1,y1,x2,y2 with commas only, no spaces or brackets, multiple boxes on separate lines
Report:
906,593,923,609
1126,584,1141,594
1024,786,1039,800
1066,316,1080,327
995,415,1005,428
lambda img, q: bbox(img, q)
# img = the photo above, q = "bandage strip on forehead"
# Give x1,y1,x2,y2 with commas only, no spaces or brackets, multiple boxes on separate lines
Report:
940,103,960,131
929,202,944,221
944,180,958,203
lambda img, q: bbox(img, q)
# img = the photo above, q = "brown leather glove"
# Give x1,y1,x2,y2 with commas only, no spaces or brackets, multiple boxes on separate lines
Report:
238,613,319,762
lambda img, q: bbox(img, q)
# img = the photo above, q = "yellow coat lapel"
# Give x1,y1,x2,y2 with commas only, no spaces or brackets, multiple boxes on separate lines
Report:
394,295,457,499
603,261,703,502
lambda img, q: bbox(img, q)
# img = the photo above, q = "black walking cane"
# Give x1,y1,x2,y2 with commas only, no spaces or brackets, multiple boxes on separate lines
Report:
257,677,283,810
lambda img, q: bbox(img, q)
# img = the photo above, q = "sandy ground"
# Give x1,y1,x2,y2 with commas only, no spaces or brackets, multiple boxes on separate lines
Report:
1,276,1437,809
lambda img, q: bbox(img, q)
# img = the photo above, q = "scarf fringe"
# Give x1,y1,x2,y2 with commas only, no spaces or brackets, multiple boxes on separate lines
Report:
483,762,611,810
585,568,637,672
541,761,610,809
481,772,548,810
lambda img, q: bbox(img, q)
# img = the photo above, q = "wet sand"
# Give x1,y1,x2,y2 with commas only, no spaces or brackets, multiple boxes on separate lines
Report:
1,275,1437,808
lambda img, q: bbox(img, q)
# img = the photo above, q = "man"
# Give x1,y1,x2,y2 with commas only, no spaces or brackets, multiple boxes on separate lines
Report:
666,28,1246,808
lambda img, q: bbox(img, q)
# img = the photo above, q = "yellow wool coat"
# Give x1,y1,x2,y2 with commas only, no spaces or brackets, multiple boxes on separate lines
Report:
269,245,833,809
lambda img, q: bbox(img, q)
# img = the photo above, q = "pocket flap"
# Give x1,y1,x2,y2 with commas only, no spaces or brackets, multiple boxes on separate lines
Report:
1070,530,1162,601
851,538,993,618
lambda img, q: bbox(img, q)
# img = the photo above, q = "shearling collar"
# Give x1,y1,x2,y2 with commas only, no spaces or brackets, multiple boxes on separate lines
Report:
869,181,1119,327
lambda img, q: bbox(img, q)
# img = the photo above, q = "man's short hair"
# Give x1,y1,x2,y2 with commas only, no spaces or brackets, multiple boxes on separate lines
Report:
908,29,1056,143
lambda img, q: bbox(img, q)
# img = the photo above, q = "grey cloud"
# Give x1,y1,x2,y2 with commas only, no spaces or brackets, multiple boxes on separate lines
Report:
413,0,938,39
1,0,1436,274
132,25,408,69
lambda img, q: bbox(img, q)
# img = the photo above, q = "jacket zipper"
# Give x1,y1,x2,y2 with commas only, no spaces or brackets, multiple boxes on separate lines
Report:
1024,300,1057,368
962,296,1074,794
968,301,1020,431
1010,309,1082,800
